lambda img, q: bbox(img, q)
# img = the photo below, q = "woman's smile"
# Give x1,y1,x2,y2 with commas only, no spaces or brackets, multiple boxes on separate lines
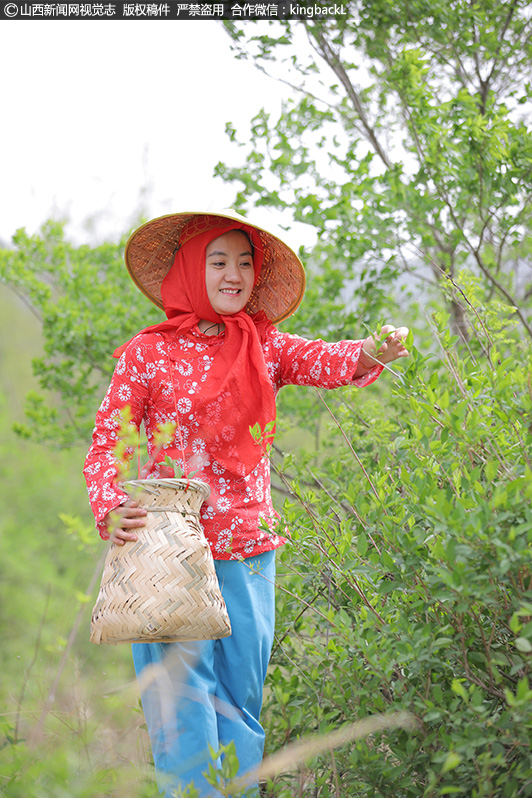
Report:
204,230,255,316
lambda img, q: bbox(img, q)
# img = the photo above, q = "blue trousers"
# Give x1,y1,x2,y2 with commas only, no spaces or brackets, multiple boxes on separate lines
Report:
132,551,276,797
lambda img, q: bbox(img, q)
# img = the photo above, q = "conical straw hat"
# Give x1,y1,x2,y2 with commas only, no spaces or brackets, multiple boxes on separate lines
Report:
124,209,306,324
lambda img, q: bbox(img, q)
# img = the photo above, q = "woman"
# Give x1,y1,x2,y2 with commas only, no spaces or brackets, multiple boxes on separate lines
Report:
84,210,408,797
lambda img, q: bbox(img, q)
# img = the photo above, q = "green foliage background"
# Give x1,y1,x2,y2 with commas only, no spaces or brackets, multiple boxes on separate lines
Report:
0,284,160,797
2,2,532,796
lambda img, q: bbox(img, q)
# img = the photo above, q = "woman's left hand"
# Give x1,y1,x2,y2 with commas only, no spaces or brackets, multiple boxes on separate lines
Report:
363,325,410,365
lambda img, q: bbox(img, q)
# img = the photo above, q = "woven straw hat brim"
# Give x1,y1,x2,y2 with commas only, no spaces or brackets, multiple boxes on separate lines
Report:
124,210,306,324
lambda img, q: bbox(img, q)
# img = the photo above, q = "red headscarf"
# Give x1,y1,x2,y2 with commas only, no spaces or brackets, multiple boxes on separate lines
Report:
114,222,276,478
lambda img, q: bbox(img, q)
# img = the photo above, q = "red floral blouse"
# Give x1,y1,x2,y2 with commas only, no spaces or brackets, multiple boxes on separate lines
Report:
83,324,383,560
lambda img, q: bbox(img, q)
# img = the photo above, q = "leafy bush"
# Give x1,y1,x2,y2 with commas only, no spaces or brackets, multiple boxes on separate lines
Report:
262,279,532,796
0,221,160,446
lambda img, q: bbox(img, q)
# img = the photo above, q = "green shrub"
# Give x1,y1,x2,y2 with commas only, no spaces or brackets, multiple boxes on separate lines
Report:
262,281,532,796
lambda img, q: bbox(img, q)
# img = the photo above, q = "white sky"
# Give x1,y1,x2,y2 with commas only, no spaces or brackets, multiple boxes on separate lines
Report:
1,19,309,247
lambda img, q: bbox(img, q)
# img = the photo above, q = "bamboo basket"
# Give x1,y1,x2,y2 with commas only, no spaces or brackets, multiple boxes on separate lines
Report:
90,478,231,644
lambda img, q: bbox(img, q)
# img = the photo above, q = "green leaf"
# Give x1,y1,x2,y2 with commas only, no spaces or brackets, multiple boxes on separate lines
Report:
441,751,463,774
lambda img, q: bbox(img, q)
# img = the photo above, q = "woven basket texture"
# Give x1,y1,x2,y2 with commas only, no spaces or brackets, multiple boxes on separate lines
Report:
90,479,231,645
124,212,306,324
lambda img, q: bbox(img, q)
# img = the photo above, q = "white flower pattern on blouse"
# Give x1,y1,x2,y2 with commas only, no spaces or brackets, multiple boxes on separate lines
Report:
83,325,382,560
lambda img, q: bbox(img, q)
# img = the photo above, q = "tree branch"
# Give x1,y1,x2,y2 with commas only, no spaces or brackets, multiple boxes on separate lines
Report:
307,24,393,170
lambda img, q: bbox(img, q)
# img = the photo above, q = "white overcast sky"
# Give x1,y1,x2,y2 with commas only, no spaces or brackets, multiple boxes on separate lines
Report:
1,19,310,247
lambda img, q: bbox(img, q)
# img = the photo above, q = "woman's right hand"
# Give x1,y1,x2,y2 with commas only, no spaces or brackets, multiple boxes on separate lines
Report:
104,499,147,546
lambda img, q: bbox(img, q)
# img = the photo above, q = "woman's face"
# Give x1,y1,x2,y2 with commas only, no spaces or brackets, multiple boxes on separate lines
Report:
205,230,255,315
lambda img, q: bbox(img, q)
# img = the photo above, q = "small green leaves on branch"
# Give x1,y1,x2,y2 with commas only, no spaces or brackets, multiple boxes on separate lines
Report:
249,420,276,457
